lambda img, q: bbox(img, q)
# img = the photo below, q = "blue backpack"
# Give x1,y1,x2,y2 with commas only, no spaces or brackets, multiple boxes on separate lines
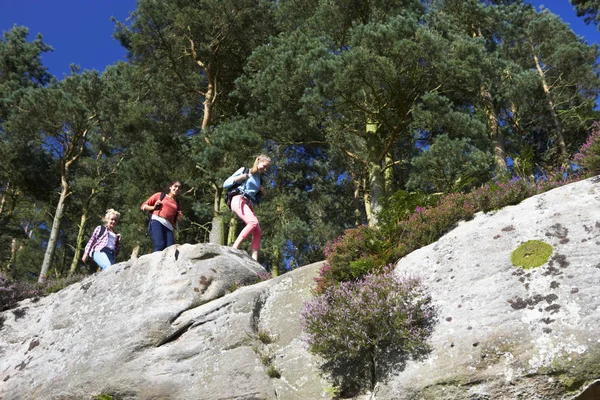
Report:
225,168,249,209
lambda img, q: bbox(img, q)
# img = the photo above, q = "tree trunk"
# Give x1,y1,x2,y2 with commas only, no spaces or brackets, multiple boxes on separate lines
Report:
510,101,524,137
530,41,568,163
69,193,93,275
201,72,215,131
39,177,70,283
0,182,7,216
5,238,18,277
209,186,225,245
367,161,384,227
362,176,373,227
384,152,395,195
227,215,237,246
480,87,508,174
366,121,385,227
369,351,377,391
192,41,223,245
271,244,280,277
471,27,508,175
353,178,362,226
130,244,140,260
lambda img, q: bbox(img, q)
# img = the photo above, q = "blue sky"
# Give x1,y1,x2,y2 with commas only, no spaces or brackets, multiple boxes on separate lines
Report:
531,0,600,45
0,1,599,79
0,0,137,78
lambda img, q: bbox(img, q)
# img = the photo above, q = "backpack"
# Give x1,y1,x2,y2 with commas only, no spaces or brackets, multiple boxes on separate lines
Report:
146,193,166,230
145,192,180,230
225,168,249,209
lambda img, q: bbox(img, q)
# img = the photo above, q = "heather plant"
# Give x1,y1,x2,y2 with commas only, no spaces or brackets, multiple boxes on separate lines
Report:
316,171,581,293
300,267,436,396
0,273,44,311
256,271,273,282
0,273,19,311
470,180,535,212
0,273,88,311
573,122,600,175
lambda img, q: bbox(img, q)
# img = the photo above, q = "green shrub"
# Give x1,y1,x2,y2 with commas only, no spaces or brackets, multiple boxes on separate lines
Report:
301,267,436,395
267,365,281,379
378,189,440,237
256,329,277,345
322,225,388,285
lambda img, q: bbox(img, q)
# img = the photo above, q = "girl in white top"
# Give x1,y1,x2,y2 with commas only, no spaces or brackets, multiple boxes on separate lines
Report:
82,209,122,270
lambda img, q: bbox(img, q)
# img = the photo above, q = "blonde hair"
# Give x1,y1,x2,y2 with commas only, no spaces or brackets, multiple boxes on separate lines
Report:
102,209,121,224
250,154,271,174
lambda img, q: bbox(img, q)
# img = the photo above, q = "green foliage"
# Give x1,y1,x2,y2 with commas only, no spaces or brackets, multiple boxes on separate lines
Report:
256,329,277,345
511,240,554,269
321,226,389,287
301,267,436,394
407,135,494,193
92,394,119,400
571,0,600,25
267,365,281,379
378,189,440,236
0,25,53,119
251,328,281,380
227,281,241,293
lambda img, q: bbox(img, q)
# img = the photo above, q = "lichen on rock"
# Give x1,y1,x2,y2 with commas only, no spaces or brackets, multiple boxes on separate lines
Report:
511,240,553,269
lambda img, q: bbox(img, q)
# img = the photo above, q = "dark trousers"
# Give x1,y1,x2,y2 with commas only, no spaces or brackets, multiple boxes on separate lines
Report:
148,220,174,252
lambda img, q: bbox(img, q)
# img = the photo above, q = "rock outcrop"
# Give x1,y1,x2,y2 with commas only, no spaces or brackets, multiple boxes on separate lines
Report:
3,177,600,400
380,176,600,399
0,244,327,400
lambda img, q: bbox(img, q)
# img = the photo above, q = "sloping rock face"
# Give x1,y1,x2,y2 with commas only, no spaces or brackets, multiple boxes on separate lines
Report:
381,177,600,400
0,243,328,400
3,178,600,400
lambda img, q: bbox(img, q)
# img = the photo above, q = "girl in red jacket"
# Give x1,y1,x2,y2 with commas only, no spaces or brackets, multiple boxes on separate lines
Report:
141,180,183,252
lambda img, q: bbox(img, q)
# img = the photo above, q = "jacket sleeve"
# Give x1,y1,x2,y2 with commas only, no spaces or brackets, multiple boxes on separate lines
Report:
141,192,161,212
223,167,246,189
83,226,102,258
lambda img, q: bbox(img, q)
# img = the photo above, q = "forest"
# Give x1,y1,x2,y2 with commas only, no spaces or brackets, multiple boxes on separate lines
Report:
1,0,600,284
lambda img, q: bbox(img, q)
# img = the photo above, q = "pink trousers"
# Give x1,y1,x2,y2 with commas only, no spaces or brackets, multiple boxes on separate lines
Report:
231,195,262,250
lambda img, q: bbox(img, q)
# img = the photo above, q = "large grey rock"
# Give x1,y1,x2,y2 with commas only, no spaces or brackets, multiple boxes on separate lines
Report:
381,177,600,399
4,177,600,400
0,244,327,400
